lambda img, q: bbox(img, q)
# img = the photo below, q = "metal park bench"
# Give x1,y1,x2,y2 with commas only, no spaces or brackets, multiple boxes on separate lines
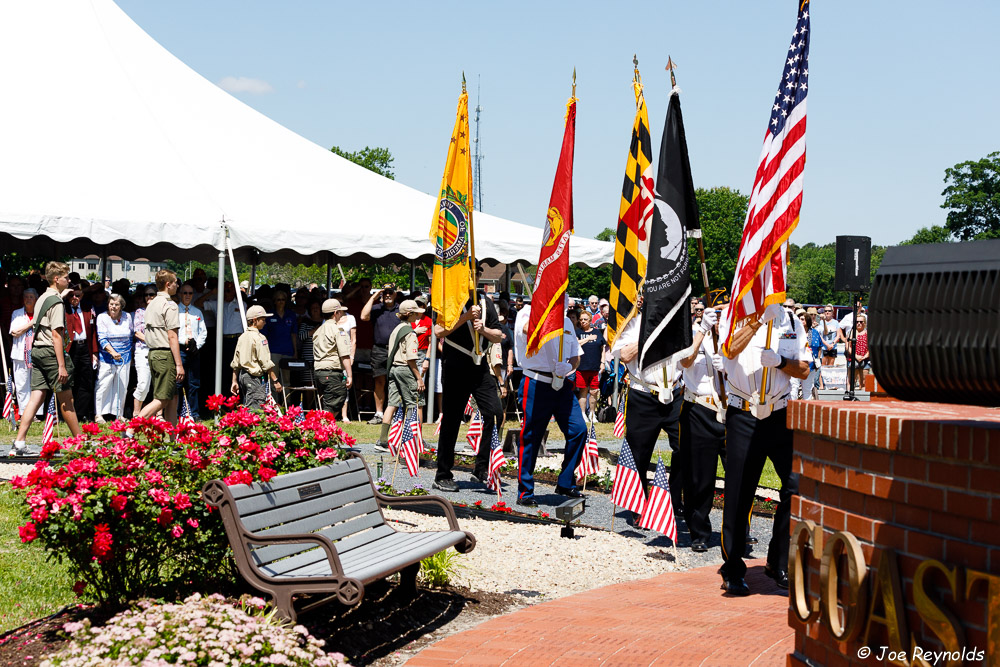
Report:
202,455,476,621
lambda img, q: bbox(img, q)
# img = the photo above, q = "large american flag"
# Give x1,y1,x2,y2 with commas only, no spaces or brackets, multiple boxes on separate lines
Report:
576,421,600,479
178,390,195,426
466,409,483,454
613,394,626,439
639,456,678,542
611,439,646,514
720,1,810,355
399,408,421,477
42,393,57,444
486,425,505,495
387,408,404,456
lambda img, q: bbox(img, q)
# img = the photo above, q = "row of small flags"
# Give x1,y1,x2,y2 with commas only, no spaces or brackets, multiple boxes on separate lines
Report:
388,407,424,477
610,438,678,542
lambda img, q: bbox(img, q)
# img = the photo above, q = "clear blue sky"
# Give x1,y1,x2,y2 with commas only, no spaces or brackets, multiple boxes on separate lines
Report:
116,0,1000,247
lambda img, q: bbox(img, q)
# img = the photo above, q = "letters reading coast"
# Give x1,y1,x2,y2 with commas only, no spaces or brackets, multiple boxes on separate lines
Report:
789,521,999,667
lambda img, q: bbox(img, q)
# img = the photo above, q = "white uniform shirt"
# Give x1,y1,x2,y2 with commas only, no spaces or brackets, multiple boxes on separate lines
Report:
178,304,208,349
682,325,720,397
204,298,244,335
610,314,681,391
513,306,580,376
724,306,810,404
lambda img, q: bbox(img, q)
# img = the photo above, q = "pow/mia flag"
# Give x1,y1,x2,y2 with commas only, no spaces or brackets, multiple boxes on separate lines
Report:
638,87,699,382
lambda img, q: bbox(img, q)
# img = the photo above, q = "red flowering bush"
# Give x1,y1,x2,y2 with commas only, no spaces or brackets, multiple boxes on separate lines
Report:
11,399,355,606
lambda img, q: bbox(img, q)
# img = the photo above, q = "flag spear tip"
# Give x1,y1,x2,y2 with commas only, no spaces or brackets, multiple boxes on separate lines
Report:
632,54,638,68
572,67,576,96
462,71,467,93
666,57,677,88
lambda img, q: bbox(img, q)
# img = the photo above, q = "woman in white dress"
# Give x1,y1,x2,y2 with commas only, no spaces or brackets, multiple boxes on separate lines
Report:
94,294,133,421
8,288,38,416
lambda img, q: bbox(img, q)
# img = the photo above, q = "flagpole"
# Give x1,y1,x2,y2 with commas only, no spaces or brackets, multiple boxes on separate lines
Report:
1,332,14,431
759,321,774,405
463,72,482,359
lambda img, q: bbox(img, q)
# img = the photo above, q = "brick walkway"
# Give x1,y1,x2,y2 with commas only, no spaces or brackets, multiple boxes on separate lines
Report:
408,559,794,666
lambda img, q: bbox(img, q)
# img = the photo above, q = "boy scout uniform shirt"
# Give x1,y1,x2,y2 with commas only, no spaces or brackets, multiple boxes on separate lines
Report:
312,320,351,371
144,291,179,349
390,323,418,366
723,306,810,415
231,328,274,376
32,287,66,347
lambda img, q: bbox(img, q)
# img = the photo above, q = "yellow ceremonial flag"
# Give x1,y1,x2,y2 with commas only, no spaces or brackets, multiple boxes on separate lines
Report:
429,85,476,331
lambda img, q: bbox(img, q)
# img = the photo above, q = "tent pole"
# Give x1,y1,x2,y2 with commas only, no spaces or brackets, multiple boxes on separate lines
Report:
410,260,416,293
249,261,257,296
215,248,225,411
225,238,247,330
100,248,108,287
326,252,333,296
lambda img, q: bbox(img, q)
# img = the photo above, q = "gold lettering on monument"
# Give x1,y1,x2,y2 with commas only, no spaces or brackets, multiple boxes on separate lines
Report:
790,521,998,664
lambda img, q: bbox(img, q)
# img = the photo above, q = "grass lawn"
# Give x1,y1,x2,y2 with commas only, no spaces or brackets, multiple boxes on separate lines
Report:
0,484,75,634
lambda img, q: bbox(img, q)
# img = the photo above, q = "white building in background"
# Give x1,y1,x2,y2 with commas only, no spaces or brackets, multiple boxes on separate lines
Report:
69,255,168,284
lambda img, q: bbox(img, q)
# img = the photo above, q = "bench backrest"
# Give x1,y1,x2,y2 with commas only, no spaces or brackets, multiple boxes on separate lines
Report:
225,458,387,568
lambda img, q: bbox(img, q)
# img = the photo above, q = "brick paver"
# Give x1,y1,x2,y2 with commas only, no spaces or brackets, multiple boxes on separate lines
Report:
408,559,793,666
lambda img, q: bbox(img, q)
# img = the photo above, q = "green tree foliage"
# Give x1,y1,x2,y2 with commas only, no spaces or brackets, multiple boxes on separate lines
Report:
594,227,616,242
900,225,953,245
686,187,747,296
941,151,1000,240
330,145,395,180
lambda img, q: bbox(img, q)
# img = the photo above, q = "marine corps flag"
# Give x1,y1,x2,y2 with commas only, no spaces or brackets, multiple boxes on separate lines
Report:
429,80,476,331
526,89,577,357
605,62,654,349
638,86,698,380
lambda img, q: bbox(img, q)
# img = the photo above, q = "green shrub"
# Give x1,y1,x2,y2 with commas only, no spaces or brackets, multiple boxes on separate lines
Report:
420,549,464,587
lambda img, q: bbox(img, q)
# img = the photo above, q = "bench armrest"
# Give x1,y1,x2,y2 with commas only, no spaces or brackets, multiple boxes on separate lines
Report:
373,491,462,531
240,530,346,578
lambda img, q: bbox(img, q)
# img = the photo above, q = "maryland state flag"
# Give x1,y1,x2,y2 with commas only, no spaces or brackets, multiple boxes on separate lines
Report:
526,93,577,357
606,66,654,348
429,82,476,331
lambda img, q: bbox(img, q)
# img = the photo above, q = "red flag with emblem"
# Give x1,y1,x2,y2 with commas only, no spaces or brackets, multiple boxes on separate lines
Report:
525,91,577,358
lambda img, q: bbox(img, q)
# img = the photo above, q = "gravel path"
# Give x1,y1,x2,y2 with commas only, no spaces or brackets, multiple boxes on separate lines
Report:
384,508,680,602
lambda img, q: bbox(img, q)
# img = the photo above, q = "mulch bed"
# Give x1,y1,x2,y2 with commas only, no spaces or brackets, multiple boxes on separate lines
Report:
0,581,521,667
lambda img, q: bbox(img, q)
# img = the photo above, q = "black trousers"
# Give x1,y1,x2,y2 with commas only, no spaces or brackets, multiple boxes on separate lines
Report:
436,357,501,481
720,407,797,580
70,343,95,421
679,401,726,543
624,386,684,509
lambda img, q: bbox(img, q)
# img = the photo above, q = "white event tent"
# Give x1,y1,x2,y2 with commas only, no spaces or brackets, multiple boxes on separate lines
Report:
0,0,614,270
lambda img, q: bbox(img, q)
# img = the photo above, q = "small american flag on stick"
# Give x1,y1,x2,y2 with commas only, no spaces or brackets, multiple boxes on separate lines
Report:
639,456,678,543
399,408,421,477
611,439,646,514
576,421,600,479
486,425,505,496
3,375,16,426
613,395,626,438
42,394,57,444
178,390,195,426
294,402,306,424
387,408,404,456
464,396,475,416
466,409,483,454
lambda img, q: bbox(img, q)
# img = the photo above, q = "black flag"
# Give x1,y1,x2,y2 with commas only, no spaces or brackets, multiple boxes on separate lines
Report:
638,88,700,382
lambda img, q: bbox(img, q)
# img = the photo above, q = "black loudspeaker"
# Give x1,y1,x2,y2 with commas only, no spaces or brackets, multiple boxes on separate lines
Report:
835,236,872,292
869,239,1000,406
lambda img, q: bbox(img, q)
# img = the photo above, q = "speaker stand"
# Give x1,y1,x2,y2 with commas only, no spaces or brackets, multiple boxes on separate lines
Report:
843,292,865,402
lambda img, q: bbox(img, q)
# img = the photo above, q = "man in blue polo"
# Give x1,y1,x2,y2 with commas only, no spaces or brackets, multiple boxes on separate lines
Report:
513,301,587,507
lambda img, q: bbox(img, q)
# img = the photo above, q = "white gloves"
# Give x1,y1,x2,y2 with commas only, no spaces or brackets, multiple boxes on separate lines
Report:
711,354,725,372
759,303,783,324
760,349,782,368
554,361,574,377
698,308,718,333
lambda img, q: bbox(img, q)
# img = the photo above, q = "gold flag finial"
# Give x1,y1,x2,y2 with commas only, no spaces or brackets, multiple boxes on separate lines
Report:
666,56,677,88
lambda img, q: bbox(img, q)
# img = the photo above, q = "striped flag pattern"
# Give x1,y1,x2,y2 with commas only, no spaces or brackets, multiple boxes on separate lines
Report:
606,65,654,349
178,390,195,426
294,402,306,424
42,394,57,444
3,374,15,426
399,408,421,477
466,409,483,454
610,439,646,514
464,396,475,416
575,421,600,479
434,416,442,436
720,1,811,355
387,408,404,456
613,394,626,438
486,425,505,493
264,379,283,416
639,456,678,542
